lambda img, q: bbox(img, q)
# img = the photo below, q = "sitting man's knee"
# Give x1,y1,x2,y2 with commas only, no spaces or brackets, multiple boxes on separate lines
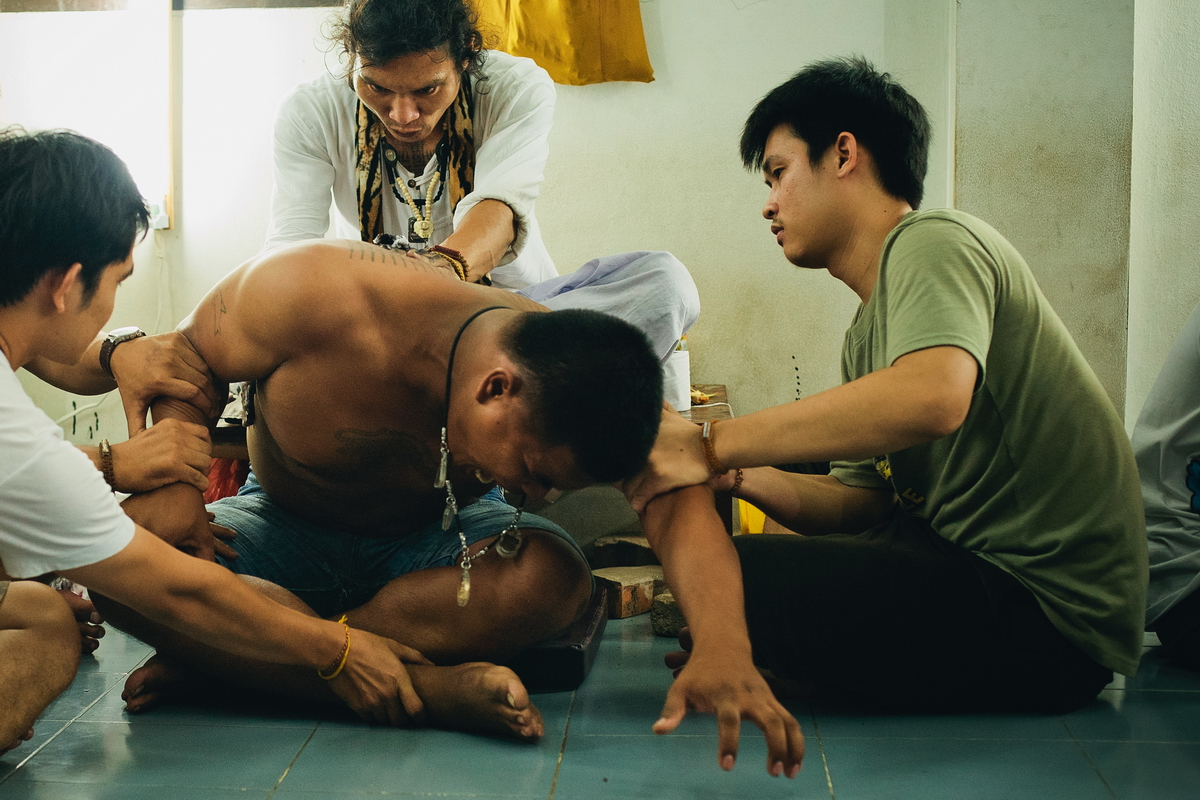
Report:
3,582,80,680
509,530,592,635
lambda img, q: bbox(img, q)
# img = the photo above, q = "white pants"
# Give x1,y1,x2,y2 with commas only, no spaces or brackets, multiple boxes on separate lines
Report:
516,251,700,363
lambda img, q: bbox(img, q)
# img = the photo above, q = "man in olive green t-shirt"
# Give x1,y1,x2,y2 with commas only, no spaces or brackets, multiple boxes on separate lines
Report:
626,56,1146,713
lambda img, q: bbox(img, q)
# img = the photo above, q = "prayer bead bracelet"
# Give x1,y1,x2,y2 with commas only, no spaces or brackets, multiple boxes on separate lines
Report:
430,245,470,282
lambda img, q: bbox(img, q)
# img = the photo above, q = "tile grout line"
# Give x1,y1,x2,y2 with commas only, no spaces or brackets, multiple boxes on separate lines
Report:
1060,717,1120,800
0,655,150,785
811,710,835,799
265,722,321,799
546,690,578,800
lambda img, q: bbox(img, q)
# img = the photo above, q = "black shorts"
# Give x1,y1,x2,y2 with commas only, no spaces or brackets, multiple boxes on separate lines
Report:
734,512,1113,714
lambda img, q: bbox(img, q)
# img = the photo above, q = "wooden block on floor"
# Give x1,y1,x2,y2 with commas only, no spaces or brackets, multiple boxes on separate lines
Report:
506,584,608,692
589,533,660,568
592,565,664,618
651,589,687,638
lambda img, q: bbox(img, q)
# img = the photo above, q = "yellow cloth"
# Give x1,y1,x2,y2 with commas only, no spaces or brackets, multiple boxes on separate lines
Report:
738,499,766,535
474,0,653,86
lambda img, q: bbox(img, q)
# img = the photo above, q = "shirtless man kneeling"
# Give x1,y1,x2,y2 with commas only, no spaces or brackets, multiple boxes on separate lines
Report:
104,238,663,740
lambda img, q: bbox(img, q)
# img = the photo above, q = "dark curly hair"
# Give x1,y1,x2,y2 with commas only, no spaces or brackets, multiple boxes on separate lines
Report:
329,0,489,83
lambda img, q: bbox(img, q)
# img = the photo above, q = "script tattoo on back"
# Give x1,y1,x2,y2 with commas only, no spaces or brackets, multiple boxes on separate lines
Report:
333,427,437,478
213,290,227,336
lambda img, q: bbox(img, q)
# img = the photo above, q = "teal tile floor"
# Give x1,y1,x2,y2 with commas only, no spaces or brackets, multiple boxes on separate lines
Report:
2,619,1198,799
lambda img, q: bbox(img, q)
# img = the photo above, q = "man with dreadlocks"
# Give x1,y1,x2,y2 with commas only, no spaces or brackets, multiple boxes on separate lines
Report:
264,0,698,362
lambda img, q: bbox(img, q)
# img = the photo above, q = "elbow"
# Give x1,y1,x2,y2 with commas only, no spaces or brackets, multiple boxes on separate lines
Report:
919,392,971,440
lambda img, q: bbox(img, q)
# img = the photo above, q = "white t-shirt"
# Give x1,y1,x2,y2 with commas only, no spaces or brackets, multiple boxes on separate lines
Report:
265,50,558,291
0,360,134,579
1134,301,1200,625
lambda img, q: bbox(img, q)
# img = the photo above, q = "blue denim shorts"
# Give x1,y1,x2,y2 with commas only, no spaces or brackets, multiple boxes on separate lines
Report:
209,472,580,618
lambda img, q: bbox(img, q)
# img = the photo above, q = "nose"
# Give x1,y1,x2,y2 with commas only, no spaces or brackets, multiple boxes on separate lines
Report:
388,96,419,125
762,199,776,220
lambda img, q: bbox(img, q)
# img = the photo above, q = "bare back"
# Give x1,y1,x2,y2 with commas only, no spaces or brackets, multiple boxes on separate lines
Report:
180,240,543,536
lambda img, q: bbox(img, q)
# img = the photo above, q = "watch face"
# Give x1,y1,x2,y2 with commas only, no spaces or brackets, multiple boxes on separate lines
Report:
109,326,142,339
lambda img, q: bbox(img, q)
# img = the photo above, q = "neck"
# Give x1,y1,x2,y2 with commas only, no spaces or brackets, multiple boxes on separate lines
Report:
388,126,444,175
0,305,41,370
826,200,913,304
442,305,513,452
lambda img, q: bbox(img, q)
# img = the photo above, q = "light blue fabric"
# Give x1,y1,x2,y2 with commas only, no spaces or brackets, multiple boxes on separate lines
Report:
210,473,579,618
517,250,700,363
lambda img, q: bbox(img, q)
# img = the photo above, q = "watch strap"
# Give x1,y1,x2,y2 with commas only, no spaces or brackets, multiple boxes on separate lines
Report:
99,328,145,381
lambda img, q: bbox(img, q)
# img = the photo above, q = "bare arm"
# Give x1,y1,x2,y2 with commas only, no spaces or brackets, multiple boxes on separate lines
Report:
23,332,223,432
439,199,518,282
627,346,978,514
638,485,804,778
63,527,427,724
23,334,113,395
721,470,895,536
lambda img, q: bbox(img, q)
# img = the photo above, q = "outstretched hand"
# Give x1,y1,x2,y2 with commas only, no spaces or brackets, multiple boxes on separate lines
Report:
329,629,432,727
110,418,212,493
654,628,804,778
108,332,223,434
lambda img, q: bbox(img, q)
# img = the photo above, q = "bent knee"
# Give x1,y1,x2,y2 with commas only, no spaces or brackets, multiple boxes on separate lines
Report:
2,582,76,636
507,530,591,631
1,582,80,683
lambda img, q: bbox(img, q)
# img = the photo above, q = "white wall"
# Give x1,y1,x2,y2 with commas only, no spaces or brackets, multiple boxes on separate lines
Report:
954,0,1135,411
4,0,1187,439
1127,0,1200,424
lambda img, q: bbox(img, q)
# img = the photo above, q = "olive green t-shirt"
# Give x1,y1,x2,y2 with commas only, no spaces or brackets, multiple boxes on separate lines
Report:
830,209,1147,676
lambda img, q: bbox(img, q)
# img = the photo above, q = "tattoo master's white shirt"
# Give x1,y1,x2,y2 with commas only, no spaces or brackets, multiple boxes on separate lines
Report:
265,50,558,291
0,361,133,578
1135,301,1200,625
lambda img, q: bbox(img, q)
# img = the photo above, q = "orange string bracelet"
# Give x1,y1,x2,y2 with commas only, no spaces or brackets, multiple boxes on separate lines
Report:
700,420,727,477
318,614,351,680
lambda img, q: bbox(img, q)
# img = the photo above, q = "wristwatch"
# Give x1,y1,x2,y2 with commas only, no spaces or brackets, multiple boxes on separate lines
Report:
99,326,146,381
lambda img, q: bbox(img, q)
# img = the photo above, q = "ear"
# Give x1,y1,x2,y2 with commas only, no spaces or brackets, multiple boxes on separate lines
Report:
832,132,860,177
45,264,84,315
474,367,523,404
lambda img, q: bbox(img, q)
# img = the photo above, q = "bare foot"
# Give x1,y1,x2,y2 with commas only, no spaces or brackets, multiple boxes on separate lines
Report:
408,662,543,741
55,587,104,655
1,728,33,755
122,655,186,713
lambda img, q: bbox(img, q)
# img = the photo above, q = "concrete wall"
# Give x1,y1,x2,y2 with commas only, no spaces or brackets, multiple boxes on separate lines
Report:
1126,0,1200,424
954,0,1135,412
4,0,1191,448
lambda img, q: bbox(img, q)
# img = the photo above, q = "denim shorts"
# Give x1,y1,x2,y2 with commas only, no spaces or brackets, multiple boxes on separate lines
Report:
209,472,580,618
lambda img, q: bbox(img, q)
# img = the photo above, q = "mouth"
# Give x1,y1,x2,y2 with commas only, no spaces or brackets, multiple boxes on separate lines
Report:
771,226,784,244
389,125,424,139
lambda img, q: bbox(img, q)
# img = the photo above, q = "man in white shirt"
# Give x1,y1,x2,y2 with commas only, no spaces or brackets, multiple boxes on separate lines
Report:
0,127,437,755
1135,300,1200,667
265,0,698,362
